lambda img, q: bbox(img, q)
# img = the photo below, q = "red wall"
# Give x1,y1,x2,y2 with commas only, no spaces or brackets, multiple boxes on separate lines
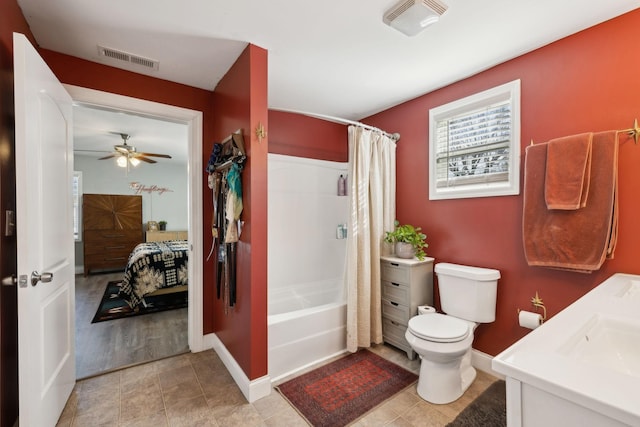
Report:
40,51,214,116
246,46,269,378
365,9,640,355
269,111,348,162
209,45,269,379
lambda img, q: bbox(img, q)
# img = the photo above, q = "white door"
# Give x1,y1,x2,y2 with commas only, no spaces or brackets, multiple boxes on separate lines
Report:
13,32,75,426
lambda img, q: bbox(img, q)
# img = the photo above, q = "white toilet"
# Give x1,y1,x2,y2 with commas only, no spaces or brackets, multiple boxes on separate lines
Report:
405,262,500,404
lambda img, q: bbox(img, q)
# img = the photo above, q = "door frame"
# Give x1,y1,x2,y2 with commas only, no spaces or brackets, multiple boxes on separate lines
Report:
64,84,205,351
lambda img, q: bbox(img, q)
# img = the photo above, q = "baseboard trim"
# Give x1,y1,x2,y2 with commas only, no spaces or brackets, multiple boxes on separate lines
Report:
471,348,504,380
208,333,272,403
204,338,502,401
270,349,348,385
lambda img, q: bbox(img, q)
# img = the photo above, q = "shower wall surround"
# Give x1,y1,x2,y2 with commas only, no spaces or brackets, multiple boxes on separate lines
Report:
267,153,349,380
268,153,348,308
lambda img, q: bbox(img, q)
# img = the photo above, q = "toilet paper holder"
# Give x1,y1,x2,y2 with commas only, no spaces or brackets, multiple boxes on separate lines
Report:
517,291,547,321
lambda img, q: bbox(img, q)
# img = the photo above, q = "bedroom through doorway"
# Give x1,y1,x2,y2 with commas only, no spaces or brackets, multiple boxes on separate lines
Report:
68,86,204,379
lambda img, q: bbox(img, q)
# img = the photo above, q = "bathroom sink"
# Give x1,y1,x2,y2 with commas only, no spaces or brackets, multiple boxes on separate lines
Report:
492,273,640,426
614,278,640,301
559,314,640,379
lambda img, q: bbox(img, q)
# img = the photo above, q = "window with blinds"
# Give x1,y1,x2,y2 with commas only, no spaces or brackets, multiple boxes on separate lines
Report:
429,80,520,200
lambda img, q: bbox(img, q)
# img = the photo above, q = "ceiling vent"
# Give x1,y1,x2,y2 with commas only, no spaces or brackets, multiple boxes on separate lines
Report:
383,0,448,36
97,45,159,71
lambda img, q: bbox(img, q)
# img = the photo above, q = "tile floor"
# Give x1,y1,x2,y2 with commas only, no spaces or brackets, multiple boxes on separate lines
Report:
57,344,499,426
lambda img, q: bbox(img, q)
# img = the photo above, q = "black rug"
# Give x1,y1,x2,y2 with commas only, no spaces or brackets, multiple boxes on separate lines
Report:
447,380,506,427
91,280,187,323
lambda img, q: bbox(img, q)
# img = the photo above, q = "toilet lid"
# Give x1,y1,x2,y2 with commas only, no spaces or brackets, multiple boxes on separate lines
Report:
408,313,470,343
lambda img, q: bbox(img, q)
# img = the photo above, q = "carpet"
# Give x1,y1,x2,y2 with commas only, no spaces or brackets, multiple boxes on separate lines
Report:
276,349,418,427
91,280,188,323
447,380,506,427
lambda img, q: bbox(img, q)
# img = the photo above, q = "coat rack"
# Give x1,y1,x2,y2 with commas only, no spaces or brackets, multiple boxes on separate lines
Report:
211,130,246,172
206,130,246,311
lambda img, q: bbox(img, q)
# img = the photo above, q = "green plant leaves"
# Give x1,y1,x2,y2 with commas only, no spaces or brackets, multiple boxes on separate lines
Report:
384,220,428,260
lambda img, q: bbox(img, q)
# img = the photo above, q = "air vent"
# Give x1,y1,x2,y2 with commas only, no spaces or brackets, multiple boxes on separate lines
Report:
97,45,159,71
383,0,448,36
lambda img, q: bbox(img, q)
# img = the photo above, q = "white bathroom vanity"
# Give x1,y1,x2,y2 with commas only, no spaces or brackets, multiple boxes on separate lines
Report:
493,273,640,427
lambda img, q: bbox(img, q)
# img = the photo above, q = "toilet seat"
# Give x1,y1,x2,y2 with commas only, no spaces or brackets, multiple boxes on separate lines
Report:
408,313,470,343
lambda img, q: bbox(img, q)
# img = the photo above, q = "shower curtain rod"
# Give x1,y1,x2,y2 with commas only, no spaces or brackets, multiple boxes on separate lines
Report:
271,108,400,141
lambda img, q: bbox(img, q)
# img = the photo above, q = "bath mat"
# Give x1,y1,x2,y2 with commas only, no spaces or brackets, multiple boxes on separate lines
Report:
447,380,506,427
276,349,417,427
92,280,187,323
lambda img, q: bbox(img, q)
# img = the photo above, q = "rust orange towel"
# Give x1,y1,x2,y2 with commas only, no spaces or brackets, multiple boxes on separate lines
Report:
545,132,593,210
523,131,618,272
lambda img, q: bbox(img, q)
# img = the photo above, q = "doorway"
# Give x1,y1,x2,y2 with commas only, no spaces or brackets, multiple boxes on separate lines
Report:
65,84,205,377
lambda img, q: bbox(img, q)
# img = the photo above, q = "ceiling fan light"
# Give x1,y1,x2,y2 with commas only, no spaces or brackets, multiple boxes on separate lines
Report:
117,156,128,167
129,157,140,167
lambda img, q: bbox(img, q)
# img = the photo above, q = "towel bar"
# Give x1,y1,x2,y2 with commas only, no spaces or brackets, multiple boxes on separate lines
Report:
621,118,640,144
530,118,640,146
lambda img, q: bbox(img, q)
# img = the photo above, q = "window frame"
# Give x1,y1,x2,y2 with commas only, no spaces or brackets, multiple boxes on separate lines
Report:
428,79,521,200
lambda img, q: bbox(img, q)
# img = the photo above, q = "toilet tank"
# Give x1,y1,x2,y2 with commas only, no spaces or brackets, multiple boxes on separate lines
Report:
435,263,500,323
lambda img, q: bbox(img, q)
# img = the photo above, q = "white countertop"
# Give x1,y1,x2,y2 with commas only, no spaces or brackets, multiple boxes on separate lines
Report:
492,273,640,426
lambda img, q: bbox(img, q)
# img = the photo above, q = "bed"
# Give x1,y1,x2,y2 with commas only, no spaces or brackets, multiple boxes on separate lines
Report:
119,240,189,310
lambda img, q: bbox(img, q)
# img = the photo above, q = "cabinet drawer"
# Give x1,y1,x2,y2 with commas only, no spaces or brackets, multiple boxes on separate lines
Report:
84,254,128,268
381,280,410,304
85,242,136,256
381,260,410,284
84,239,139,255
382,318,410,349
85,249,130,263
383,317,408,341
84,230,141,244
381,298,410,324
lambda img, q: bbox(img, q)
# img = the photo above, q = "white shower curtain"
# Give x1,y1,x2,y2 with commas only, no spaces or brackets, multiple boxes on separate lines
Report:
345,126,396,353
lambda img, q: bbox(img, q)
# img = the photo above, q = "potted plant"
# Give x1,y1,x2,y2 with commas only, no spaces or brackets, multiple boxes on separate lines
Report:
158,221,167,231
384,220,428,260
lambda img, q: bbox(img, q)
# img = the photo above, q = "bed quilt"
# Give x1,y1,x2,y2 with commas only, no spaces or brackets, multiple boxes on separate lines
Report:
120,240,189,309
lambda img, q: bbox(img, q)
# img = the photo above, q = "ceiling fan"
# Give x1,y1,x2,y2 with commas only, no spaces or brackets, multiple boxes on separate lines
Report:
98,133,172,168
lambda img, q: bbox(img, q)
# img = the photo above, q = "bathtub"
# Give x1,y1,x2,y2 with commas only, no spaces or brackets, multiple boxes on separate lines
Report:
268,279,347,382
268,154,349,381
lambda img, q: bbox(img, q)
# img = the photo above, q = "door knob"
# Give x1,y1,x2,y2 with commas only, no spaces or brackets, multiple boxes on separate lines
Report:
31,271,53,287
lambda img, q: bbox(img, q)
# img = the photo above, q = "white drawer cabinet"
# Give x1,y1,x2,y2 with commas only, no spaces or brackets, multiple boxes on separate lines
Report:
380,255,434,359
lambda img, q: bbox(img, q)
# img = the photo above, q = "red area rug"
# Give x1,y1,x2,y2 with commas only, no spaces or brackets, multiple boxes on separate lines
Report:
277,350,417,427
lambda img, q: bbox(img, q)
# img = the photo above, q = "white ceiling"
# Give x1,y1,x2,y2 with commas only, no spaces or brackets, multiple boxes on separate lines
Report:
73,104,189,165
17,0,639,158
